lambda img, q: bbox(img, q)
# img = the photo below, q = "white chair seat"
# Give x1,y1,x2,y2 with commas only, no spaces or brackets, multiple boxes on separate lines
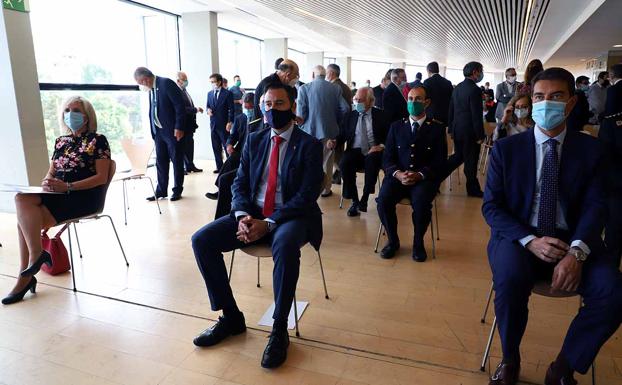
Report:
238,244,273,258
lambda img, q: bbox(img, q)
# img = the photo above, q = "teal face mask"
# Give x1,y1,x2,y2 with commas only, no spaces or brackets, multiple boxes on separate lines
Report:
407,100,425,117
353,102,366,113
532,100,567,130
64,111,85,132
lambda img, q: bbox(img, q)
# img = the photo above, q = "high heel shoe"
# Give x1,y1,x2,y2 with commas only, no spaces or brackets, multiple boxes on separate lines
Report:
20,251,52,277
2,276,37,305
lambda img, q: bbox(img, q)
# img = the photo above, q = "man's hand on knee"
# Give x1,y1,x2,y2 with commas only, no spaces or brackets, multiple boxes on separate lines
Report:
551,254,583,292
526,236,569,263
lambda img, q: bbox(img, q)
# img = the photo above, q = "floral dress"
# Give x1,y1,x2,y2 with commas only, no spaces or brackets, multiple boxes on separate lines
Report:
41,133,111,223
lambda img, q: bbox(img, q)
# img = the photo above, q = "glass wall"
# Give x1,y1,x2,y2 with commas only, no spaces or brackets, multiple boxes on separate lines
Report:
323,57,336,69
287,49,307,81
218,29,262,90
351,60,391,88
406,64,427,82
30,0,180,168
445,68,495,87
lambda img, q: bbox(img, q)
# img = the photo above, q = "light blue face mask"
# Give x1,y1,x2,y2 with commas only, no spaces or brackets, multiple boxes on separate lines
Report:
244,108,255,121
476,71,484,83
353,102,366,113
64,111,85,132
532,100,567,130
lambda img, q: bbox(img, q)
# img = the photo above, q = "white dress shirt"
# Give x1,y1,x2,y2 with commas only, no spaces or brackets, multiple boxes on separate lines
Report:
518,127,590,255
352,110,374,154
150,75,162,129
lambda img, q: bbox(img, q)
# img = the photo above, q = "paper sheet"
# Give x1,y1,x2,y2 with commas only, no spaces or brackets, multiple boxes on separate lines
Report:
258,301,309,330
0,184,63,194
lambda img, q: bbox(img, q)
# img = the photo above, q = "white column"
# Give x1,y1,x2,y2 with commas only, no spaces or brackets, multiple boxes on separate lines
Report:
304,51,324,82
262,38,287,77
0,8,49,212
439,65,447,77
181,11,219,161
336,56,352,85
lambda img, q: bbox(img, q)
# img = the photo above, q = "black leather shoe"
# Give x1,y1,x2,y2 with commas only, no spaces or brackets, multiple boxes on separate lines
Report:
320,190,333,198
332,170,341,185
380,242,399,259
468,190,484,198
189,167,203,173
2,277,37,305
20,251,52,277
489,361,520,385
412,246,428,262
261,328,290,369
193,315,246,347
170,194,182,201
146,195,167,201
544,361,577,385
213,169,220,174
347,203,360,217
357,201,368,212
205,192,219,200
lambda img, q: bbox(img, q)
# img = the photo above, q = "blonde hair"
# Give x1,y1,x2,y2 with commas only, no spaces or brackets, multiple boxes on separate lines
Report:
58,96,98,134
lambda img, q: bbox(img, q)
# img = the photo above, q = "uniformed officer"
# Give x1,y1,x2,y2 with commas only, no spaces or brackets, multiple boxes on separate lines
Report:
376,85,448,261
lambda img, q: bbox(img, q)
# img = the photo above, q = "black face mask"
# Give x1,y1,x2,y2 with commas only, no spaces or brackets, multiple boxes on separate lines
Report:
265,108,293,130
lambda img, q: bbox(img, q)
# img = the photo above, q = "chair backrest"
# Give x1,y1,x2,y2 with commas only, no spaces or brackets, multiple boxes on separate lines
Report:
94,160,116,215
532,280,577,298
121,138,153,174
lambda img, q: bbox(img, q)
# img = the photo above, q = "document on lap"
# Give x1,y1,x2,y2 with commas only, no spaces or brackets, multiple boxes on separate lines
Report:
0,184,64,194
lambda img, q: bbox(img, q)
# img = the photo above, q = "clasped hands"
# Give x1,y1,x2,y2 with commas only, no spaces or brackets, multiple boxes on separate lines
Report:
42,177,68,193
394,170,422,186
526,236,583,293
236,215,269,243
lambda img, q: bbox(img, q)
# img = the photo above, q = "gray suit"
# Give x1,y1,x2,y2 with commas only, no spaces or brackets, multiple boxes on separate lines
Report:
296,76,350,192
494,81,517,120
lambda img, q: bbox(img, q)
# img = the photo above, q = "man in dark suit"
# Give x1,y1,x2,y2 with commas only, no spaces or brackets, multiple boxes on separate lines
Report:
599,63,622,266
253,59,299,119
134,67,186,201
326,63,354,185
482,67,622,385
333,87,388,216
207,73,235,173
423,62,453,126
566,75,592,132
373,70,392,109
446,61,486,197
376,85,447,261
205,93,264,219
382,68,408,125
191,83,323,369
176,71,204,174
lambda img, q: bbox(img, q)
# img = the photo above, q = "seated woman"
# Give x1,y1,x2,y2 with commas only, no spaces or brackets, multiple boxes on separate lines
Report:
493,94,535,141
2,96,111,305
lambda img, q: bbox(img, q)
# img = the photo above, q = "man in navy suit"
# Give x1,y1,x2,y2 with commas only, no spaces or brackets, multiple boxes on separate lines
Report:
382,68,408,125
376,85,447,261
333,87,388,216
134,67,186,201
482,67,622,385
423,61,453,126
191,83,323,369
207,73,235,173
176,71,204,174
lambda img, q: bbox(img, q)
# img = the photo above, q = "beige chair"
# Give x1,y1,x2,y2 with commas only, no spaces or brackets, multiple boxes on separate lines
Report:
478,135,493,175
446,133,461,191
58,160,129,292
115,138,161,225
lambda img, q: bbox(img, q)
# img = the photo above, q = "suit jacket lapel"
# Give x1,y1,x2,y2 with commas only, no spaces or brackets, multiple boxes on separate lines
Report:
559,130,578,214
281,127,299,189
253,131,272,194
523,131,537,221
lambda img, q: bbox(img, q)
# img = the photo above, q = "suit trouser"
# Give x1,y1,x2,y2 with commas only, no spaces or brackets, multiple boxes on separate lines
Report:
605,191,622,267
376,177,438,246
446,139,481,194
183,131,196,170
214,170,237,220
339,148,382,203
191,213,309,321
489,236,622,373
214,151,241,188
154,131,184,196
321,139,335,192
211,127,230,170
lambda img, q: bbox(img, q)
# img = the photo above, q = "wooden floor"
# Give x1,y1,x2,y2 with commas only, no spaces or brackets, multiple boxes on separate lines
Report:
0,161,620,385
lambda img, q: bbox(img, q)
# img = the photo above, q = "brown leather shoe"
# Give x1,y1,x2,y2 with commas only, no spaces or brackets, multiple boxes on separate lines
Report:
544,361,577,385
489,361,520,385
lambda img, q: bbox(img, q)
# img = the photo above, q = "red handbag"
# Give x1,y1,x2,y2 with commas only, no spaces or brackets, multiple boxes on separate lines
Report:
41,224,71,275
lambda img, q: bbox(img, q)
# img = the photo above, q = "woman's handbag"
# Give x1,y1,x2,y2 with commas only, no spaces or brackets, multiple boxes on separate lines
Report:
41,224,71,275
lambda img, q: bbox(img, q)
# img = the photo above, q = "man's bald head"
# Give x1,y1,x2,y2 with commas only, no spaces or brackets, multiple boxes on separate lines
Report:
277,59,300,85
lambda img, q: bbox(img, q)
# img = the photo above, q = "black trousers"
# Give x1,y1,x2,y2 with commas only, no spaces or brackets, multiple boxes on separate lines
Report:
339,148,382,203
154,131,184,196
183,131,196,170
191,213,309,322
211,127,230,171
446,139,481,194
376,177,438,246
605,191,622,267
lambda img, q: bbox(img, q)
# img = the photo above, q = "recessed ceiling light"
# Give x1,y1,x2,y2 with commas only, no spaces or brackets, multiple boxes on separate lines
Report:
614,44,622,48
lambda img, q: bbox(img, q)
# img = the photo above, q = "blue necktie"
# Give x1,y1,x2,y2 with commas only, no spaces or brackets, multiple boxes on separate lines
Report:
412,121,419,139
537,139,559,237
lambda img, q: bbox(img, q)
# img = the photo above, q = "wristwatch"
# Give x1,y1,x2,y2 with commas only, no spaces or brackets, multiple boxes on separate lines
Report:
66,182,73,193
569,247,587,263
266,221,276,232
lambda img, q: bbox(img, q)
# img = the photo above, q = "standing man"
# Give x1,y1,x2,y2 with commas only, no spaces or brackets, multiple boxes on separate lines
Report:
191,83,323,369
587,71,609,124
599,63,622,266
176,71,204,174
403,72,423,99
253,59,300,119
229,75,245,117
483,82,494,100
494,68,518,122
483,67,622,385
297,65,350,197
373,71,391,109
446,61,486,197
326,63,353,185
206,73,235,174
350,81,358,95
423,62,453,126
566,75,592,132
334,87,388,216
376,85,447,261
383,68,409,125
134,67,186,201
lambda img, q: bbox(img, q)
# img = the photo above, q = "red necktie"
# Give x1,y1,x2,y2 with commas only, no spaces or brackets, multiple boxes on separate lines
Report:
263,135,284,217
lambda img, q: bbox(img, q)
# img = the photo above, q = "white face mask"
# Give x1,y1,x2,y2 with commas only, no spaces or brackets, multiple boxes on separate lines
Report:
288,77,299,87
507,76,517,83
139,84,151,92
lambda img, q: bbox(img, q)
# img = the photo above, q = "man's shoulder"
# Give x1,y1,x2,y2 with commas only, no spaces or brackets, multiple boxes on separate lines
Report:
294,126,321,146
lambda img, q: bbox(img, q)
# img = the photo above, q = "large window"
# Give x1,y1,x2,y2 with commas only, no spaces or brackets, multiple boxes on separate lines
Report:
351,60,391,88
323,57,336,69
218,29,262,91
30,0,180,168
445,68,495,87
287,48,307,81
406,64,427,82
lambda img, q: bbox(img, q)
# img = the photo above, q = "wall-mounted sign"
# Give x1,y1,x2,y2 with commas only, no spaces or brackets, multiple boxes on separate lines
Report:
3,0,28,13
